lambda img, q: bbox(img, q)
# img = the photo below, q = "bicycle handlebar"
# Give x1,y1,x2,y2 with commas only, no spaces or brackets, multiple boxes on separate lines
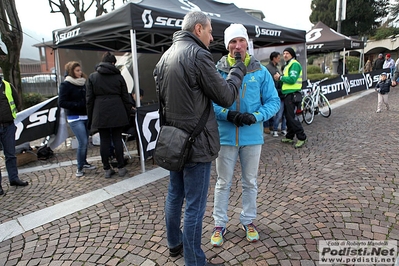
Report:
313,77,328,86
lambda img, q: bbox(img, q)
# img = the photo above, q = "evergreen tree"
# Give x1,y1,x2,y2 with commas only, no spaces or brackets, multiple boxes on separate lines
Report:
310,0,389,36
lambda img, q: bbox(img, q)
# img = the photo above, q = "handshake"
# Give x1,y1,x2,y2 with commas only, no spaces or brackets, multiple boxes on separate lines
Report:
227,111,256,127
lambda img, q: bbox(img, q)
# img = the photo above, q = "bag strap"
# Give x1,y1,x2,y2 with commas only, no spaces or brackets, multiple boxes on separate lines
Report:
189,101,211,143
157,85,210,143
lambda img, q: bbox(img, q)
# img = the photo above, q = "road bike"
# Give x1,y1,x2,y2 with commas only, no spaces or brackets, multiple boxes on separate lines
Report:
301,77,331,125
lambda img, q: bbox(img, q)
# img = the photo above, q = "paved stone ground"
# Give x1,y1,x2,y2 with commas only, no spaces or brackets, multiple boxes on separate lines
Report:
0,88,398,266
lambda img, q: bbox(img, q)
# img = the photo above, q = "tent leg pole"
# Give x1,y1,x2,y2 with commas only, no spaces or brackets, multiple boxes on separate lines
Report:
130,29,145,173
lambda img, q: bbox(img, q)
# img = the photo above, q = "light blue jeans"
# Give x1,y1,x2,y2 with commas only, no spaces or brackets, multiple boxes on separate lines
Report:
68,119,89,170
273,99,286,131
213,145,262,227
165,162,211,266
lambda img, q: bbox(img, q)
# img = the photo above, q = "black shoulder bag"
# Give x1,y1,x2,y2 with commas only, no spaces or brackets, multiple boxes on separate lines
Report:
154,100,210,172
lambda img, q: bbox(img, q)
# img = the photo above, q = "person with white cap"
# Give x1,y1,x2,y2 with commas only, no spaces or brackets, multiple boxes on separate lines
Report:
211,23,280,247
274,47,307,148
375,72,392,113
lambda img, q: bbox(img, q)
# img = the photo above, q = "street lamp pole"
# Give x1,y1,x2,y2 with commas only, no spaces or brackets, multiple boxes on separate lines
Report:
332,0,343,75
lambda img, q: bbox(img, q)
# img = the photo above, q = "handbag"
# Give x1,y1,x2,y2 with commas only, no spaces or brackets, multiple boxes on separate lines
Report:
154,101,210,172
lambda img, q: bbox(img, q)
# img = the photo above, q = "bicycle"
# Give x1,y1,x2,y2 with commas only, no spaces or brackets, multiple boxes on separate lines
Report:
301,77,331,125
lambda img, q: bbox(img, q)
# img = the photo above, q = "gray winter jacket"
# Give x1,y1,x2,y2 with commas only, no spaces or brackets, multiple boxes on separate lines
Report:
153,30,245,163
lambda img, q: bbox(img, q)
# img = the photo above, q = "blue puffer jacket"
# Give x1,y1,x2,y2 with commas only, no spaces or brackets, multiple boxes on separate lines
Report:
213,55,280,146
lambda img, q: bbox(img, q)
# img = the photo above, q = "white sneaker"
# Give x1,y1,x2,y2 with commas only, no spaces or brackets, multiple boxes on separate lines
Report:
272,131,279,137
281,130,287,136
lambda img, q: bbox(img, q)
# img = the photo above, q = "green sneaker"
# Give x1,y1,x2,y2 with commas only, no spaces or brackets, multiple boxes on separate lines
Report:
281,138,294,144
242,223,259,242
211,227,226,247
295,139,307,148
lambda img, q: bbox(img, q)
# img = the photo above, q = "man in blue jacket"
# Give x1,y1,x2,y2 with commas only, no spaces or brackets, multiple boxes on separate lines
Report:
211,24,280,247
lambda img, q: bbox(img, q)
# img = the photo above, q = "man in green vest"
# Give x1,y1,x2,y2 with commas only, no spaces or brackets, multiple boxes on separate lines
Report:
273,47,307,148
0,77,29,196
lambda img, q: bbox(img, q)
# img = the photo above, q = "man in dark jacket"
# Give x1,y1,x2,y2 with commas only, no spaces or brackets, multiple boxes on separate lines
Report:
153,11,246,266
266,51,287,137
373,53,384,70
86,52,132,178
0,77,29,195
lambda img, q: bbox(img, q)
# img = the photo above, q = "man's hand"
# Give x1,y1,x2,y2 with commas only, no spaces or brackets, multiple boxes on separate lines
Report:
227,111,244,127
240,112,256,125
231,61,247,76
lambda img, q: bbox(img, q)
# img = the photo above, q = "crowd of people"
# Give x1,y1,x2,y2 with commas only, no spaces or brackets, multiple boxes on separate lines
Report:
6,9,399,266
58,52,133,179
368,53,399,75
1,11,308,266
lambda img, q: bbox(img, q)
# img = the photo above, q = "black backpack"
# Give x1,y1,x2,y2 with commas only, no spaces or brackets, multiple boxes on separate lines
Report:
36,145,54,160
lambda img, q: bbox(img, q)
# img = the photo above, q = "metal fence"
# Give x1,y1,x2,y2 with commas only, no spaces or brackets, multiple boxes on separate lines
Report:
21,73,58,96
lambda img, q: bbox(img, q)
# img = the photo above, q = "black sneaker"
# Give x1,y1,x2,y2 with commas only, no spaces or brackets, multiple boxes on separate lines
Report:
83,163,96,170
169,243,183,257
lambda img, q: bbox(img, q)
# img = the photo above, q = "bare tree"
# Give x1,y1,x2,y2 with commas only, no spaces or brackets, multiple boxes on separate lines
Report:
49,0,120,25
0,0,23,104
49,0,73,26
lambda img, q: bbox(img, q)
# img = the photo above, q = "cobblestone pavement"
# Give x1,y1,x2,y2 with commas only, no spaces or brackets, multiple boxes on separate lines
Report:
0,89,398,266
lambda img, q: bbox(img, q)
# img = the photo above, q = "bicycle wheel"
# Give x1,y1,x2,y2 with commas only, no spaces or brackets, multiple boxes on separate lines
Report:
302,96,314,125
318,94,331,118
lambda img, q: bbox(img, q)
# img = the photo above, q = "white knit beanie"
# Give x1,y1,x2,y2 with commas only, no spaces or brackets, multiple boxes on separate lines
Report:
224,24,249,49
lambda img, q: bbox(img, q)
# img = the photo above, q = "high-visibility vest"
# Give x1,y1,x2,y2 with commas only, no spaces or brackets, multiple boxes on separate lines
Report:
3,80,17,118
282,59,302,93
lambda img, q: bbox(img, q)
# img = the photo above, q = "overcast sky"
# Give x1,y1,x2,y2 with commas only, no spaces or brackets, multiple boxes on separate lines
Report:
14,0,313,59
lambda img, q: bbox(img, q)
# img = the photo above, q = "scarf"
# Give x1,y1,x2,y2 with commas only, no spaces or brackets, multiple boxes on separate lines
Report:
65,76,86,86
227,52,251,67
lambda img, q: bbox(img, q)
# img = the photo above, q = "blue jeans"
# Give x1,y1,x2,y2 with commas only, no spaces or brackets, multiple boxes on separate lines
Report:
213,145,261,227
273,99,286,131
165,162,211,266
69,120,89,170
263,117,274,129
0,123,18,183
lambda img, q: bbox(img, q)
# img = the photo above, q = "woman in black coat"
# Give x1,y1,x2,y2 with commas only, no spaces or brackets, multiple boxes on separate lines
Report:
86,52,132,178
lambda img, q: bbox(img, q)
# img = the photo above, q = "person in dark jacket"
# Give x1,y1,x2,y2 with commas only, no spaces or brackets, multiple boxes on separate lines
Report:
59,61,96,177
375,72,392,113
153,11,246,266
337,58,348,75
86,52,132,178
0,77,29,195
266,51,287,137
373,53,384,70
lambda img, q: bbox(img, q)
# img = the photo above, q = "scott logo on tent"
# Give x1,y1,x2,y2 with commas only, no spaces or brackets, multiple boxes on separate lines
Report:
306,28,322,42
54,29,81,45
255,26,281,38
142,9,183,28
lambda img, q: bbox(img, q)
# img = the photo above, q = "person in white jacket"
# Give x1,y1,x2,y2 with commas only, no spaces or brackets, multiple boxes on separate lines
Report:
383,53,395,76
